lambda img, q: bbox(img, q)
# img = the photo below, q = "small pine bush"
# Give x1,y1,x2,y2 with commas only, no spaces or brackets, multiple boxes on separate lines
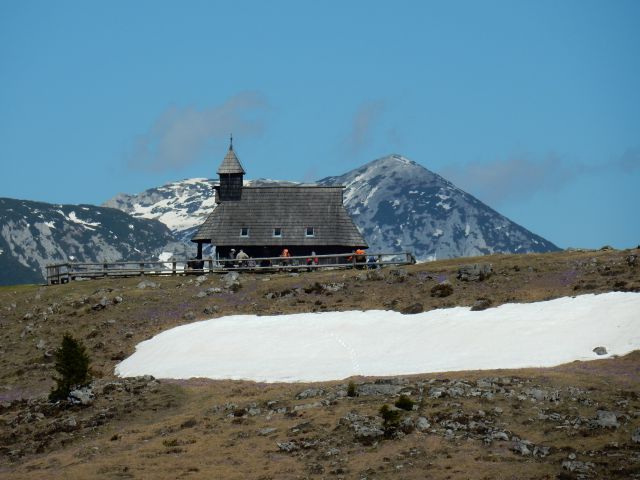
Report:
379,404,401,436
49,334,91,402
394,394,415,411
347,381,357,397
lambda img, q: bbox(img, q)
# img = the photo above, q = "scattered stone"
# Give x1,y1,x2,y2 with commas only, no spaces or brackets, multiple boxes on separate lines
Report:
137,280,159,289
113,296,123,304
388,269,408,283
358,383,403,396
277,441,299,452
471,298,492,311
626,254,637,267
510,439,532,456
631,427,640,443
293,402,322,412
492,431,509,441
69,387,94,406
415,417,431,432
430,282,453,298
400,416,416,433
296,388,325,400
258,427,277,436
364,270,384,281
203,305,219,315
593,346,608,355
36,339,46,350
223,272,241,291
400,303,424,314
322,282,345,292
196,275,208,283
457,263,493,281
562,460,595,475
594,410,619,428
183,311,196,321
63,416,78,430
91,297,110,311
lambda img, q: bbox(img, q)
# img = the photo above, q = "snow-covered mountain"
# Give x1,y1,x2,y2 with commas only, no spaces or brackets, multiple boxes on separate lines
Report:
0,198,176,285
104,154,558,259
319,155,558,259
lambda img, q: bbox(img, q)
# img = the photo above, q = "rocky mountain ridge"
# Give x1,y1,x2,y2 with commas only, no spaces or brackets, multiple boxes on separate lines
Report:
0,198,176,285
105,154,559,260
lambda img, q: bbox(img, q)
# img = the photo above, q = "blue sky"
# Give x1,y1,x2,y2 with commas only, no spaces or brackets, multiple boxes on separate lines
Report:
1,0,638,249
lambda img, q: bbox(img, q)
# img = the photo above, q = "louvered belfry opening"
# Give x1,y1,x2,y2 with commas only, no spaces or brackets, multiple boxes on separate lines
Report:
218,173,243,201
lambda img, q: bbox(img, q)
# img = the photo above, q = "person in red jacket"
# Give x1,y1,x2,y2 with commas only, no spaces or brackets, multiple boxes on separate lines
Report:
306,251,319,270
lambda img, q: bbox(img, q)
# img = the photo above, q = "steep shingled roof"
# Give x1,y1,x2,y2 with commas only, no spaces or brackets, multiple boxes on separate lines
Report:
217,145,245,175
192,186,367,247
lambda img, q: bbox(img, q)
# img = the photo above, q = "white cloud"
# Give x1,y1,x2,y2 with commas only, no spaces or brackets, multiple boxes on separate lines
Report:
127,92,268,172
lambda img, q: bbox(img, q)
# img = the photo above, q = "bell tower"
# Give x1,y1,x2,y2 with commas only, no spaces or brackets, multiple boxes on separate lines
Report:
216,135,245,202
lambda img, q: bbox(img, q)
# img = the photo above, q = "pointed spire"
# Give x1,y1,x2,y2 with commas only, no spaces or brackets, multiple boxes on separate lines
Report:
217,135,245,175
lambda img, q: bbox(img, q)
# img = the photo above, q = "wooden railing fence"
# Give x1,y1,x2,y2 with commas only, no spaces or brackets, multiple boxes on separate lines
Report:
46,251,416,285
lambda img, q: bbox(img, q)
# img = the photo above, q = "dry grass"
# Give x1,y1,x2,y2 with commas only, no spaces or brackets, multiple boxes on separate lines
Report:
1,247,639,478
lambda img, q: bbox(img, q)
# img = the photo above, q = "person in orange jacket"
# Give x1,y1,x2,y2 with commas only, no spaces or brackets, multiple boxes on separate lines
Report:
280,248,291,266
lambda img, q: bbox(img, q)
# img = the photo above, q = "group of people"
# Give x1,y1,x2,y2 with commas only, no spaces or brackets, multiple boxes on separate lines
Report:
222,248,377,269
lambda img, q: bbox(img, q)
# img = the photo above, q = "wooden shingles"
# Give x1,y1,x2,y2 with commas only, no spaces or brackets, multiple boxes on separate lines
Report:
192,186,367,247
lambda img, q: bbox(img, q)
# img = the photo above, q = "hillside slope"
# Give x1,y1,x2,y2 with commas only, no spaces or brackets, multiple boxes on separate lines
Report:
0,248,638,479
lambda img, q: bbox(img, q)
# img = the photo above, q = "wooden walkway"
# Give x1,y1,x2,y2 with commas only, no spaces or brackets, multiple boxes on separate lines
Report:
45,252,416,285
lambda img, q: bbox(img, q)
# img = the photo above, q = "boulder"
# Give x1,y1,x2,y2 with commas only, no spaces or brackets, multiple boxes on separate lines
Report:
592,346,608,355
430,282,453,298
69,387,94,406
415,416,431,432
510,440,532,456
137,280,159,289
223,272,241,291
277,441,299,453
471,298,492,311
296,388,325,400
358,383,403,396
401,303,424,314
632,427,640,443
594,410,619,428
457,263,493,281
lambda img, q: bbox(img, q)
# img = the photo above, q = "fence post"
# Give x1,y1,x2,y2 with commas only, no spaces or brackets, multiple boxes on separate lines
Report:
172,260,177,275
140,262,144,276
208,258,213,273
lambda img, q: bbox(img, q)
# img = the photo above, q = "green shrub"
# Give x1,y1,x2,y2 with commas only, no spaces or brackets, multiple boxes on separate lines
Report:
394,394,414,411
49,334,91,402
347,381,357,397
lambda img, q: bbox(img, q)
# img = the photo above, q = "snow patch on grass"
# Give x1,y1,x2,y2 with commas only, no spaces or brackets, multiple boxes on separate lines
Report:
115,292,640,382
